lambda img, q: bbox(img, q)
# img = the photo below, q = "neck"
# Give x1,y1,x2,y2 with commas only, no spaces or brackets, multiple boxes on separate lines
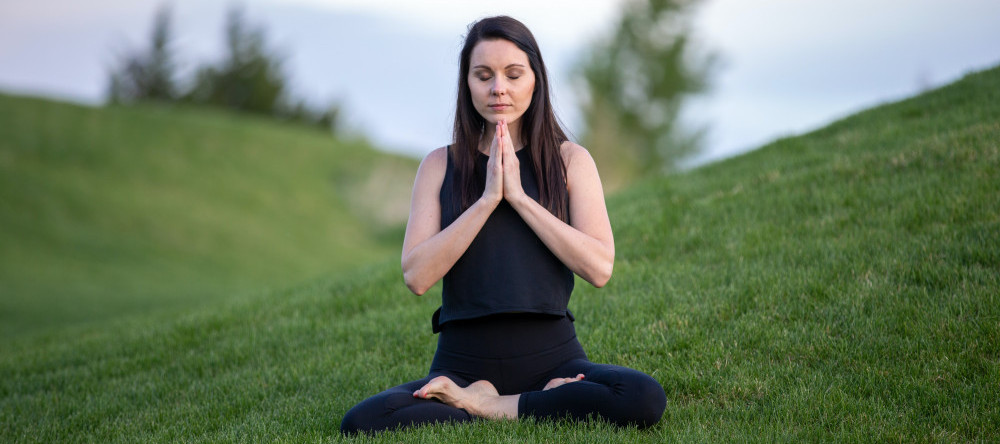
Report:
481,120,524,153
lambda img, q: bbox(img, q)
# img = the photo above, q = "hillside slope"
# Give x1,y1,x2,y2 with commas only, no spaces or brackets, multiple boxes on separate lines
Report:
0,96,417,337
602,64,999,441
1,65,998,442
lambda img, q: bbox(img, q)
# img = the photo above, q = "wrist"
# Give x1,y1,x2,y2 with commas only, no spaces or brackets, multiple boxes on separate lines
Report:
478,193,502,210
505,191,530,209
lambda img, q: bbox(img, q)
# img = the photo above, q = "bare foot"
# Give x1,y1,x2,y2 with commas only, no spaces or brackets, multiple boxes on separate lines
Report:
413,376,499,415
543,373,585,391
465,380,501,399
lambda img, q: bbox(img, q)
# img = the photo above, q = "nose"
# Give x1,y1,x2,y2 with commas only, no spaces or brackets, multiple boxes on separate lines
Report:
491,77,507,96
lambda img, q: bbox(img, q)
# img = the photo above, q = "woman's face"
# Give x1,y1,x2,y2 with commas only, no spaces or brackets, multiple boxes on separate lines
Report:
467,38,536,128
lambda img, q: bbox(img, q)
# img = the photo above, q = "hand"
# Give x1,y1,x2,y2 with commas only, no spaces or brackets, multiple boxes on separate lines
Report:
542,373,585,391
482,121,504,206
498,120,526,204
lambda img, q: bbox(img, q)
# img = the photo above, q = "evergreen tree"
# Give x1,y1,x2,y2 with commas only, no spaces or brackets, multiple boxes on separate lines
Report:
107,4,178,103
578,0,715,179
184,6,287,116
106,3,340,133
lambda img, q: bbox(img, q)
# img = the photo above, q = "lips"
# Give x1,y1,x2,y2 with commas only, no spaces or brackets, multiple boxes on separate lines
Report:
488,104,512,111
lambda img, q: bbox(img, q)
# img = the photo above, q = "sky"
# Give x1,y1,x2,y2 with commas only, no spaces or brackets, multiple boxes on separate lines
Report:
2,0,999,166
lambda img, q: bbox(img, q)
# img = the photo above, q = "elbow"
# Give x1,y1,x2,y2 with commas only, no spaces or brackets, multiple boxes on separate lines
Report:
401,257,437,296
401,255,424,295
587,244,615,288
402,270,428,296
407,283,428,296
402,266,430,296
406,281,429,296
587,259,614,288
591,268,612,288
400,256,427,296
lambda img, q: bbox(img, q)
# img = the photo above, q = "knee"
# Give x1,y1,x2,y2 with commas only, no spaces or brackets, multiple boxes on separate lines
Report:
585,365,666,428
339,405,365,435
340,398,386,436
624,373,667,428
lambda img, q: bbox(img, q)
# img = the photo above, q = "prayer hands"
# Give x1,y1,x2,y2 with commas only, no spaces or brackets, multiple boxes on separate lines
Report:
482,119,526,206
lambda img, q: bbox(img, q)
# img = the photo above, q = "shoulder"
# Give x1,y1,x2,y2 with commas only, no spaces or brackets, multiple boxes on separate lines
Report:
559,141,598,173
423,146,449,168
559,141,601,192
417,146,449,176
412,146,449,190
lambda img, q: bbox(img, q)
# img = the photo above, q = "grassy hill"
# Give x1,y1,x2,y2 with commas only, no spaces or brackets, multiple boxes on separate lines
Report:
0,96,416,337
2,64,998,442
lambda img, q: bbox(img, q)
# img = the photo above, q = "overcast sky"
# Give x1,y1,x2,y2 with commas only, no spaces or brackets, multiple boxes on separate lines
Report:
2,0,999,166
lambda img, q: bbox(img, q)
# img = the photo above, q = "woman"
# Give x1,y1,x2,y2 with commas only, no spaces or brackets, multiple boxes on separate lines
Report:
340,16,666,434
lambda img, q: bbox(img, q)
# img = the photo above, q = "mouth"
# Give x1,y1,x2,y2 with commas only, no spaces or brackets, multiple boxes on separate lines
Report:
488,104,512,111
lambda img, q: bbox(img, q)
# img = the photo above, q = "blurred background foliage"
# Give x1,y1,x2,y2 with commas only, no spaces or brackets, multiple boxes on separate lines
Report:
108,0,713,187
107,4,340,132
2,0,714,337
578,0,715,189
106,5,178,104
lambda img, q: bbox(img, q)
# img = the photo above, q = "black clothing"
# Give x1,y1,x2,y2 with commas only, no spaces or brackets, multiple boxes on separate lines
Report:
339,147,666,435
435,147,574,331
339,314,667,434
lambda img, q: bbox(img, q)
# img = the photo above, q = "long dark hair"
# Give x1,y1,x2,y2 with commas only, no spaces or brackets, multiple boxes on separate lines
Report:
451,16,569,222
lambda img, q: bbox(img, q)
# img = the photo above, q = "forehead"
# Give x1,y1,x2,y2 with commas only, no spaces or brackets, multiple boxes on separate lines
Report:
469,39,530,68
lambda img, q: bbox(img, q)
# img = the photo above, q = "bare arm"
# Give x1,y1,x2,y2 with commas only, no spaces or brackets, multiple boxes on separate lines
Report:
503,141,615,287
401,126,507,295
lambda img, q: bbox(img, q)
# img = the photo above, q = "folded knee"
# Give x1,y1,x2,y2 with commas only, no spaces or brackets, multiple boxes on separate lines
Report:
339,407,365,435
341,391,419,435
624,374,666,428
595,368,666,428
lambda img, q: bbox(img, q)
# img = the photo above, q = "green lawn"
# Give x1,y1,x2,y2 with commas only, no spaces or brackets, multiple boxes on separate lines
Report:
2,64,998,442
0,97,415,337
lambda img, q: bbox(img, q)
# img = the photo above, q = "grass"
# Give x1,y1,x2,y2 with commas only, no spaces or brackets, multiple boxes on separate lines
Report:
2,64,999,442
0,97,416,337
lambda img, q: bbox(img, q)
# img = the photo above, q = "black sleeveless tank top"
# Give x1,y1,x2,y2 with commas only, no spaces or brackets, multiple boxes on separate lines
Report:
433,147,574,332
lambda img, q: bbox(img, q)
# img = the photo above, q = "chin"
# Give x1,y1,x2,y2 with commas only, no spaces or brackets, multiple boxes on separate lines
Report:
485,114,521,125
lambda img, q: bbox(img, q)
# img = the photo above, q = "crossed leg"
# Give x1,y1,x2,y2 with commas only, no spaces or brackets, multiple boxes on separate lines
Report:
413,374,586,419
340,373,476,434
341,361,664,434
415,359,664,428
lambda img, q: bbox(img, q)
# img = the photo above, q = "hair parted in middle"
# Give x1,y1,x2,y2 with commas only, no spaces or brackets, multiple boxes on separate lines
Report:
451,15,570,222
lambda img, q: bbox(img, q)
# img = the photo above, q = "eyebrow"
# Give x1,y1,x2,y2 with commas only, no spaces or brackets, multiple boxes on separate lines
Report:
471,64,528,71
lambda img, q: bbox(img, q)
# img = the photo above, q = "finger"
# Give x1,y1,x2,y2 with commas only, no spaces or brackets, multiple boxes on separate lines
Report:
502,121,515,155
491,122,501,157
495,123,504,169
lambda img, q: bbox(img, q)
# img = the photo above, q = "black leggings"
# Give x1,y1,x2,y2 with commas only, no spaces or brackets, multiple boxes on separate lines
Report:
340,314,666,434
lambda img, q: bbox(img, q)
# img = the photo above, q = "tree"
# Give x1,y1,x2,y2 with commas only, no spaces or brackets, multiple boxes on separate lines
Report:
577,0,715,180
107,3,341,133
107,4,178,103
184,6,287,116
